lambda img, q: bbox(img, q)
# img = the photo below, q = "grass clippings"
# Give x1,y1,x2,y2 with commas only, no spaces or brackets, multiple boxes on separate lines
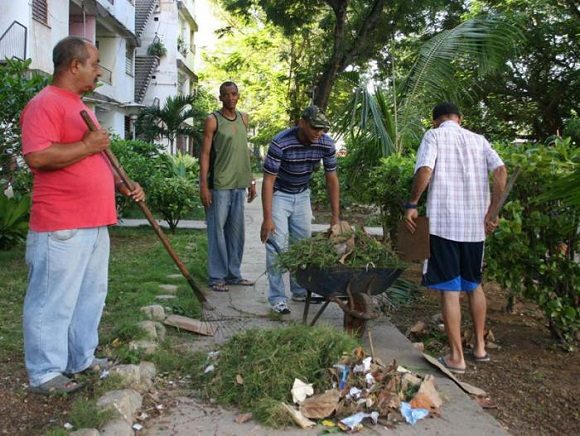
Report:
276,226,404,273
194,324,360,426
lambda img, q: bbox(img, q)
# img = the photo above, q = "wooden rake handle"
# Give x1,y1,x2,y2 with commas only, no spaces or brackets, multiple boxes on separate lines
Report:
80,110,208,304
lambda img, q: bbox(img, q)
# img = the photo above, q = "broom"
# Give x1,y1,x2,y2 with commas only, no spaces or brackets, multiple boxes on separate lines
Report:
80,110,241,336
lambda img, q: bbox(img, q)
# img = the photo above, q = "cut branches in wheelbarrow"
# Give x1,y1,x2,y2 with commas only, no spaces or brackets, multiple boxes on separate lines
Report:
276,222,414,336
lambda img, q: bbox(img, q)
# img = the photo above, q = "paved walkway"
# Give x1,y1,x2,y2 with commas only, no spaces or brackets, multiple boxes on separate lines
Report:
121,184,508,435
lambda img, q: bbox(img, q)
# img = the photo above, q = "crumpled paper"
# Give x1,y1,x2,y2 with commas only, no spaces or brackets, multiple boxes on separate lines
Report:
292,378,314,404
400,401,429,425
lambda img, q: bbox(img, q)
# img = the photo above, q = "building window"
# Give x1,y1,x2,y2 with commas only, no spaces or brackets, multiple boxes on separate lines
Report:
125,46,134,76
32,0,48,25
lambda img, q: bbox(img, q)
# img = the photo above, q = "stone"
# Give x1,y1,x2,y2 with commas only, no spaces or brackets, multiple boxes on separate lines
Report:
110,364,141,388
158,284,178,293
154,322,166,341
129,340,158,354
155,295,177,301
99,418,133,436
166,273,183,279
140,305,166,321
137,321,158,340
70,430,100,436
97,389,142,422
139,361,157,390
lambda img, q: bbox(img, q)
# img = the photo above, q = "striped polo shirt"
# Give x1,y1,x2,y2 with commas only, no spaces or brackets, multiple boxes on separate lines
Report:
263,127,337,194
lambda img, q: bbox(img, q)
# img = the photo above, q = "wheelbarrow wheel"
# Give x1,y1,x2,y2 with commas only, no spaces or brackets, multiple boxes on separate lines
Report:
343,293,372,337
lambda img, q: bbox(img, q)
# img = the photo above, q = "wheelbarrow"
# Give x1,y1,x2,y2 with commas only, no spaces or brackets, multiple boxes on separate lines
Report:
294,266,403,336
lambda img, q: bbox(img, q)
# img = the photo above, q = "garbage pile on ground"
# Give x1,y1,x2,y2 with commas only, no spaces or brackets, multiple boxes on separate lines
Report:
194,325,443,432
284,347,443,431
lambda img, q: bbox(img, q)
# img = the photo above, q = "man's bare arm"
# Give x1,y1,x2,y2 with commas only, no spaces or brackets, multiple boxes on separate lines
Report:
199,115,217,207
24,129,110,171
325,171,340,226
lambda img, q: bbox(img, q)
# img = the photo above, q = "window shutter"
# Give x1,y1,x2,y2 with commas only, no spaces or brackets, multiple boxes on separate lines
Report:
32,0,48,24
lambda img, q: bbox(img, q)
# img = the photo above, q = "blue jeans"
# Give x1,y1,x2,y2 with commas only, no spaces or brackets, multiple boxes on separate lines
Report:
205,189,246,285
266,190,312,304
23,227,109,387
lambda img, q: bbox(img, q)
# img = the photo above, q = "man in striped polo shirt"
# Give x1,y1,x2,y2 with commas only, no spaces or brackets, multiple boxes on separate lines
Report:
260,105,340,314
405,102,507,374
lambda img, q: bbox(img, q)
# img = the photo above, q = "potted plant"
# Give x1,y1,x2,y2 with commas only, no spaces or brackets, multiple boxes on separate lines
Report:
147,40,167,58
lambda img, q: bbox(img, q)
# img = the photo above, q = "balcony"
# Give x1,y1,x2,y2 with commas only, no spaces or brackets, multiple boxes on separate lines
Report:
0,21,27,61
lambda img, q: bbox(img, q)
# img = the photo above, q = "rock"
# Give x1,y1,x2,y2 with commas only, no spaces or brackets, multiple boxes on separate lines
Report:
158,284,178,293
110,365,141,387
137,321,158,340
97,389,142,423
155,294,177,301
139,361,157,390
70,430,100,436
166,273,183,279
140,305,166,321
97,389,143,427
154,322,166,341
99,418,133,436
129,340,158,354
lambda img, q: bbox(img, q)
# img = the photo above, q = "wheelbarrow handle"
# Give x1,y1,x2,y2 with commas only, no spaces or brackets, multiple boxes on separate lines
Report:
79,110,208,304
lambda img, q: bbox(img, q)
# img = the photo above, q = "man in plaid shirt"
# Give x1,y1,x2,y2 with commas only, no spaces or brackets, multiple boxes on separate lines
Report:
405,102,507,374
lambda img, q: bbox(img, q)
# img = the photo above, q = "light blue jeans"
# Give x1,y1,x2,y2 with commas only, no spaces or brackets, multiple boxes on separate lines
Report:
266,189,312,304
205,189,246,285
23,227,109,387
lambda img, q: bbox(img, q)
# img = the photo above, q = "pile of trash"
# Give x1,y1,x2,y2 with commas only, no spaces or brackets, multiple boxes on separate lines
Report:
284,347,442,431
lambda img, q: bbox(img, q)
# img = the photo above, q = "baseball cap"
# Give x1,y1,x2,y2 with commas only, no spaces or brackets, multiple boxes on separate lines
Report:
432,102,461,120
301,105,330,130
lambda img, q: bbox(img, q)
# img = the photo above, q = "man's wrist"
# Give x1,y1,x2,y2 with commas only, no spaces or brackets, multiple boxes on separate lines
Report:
404,202,418,209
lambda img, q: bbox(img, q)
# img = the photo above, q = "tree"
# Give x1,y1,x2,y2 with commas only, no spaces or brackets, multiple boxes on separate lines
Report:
0,59,48,188
218,0,467,111
136,94,207,154
464,0,579,140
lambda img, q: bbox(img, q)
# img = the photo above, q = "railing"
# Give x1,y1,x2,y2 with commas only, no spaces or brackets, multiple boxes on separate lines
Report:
99,64,113,85
0,21,27,61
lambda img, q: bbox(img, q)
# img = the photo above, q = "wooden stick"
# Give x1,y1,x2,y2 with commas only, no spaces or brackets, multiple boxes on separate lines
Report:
80,110,209,306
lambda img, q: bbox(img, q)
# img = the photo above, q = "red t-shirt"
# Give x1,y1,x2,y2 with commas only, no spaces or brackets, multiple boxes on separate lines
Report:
21,86,117,232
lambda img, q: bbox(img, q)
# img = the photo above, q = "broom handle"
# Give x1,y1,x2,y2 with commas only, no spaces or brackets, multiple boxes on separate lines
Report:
80,110,207,304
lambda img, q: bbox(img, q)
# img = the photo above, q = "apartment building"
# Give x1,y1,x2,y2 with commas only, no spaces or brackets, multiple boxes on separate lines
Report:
0,0,200,147
135,0,198,153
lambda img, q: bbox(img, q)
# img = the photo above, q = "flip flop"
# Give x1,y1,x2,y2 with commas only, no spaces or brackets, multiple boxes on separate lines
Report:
29,374,84,396
472,352,491,362
437,356,466,374
65,357,111,377
210,283,229,292
227,279,254,286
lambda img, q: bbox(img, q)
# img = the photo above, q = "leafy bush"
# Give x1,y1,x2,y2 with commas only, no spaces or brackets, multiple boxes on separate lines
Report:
0,193,30,250
147,175,198,232
486,138,579,343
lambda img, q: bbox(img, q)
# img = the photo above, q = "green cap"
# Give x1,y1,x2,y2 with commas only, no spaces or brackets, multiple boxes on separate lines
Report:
301,105,330,129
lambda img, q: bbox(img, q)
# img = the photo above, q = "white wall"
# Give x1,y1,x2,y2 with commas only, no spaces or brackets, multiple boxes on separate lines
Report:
96,0,135,34
140,0,179,107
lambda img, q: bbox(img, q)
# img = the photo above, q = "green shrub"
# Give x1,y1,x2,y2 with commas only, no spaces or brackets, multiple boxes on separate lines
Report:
486,138,579,343
0,193,30,250
148,175,198,232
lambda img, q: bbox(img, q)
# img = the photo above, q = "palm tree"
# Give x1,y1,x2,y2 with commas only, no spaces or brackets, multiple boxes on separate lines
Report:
335,15,523,157
137,94,205,154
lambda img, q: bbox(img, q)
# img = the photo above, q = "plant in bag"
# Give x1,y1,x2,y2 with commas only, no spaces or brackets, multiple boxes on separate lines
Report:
0,193,31,250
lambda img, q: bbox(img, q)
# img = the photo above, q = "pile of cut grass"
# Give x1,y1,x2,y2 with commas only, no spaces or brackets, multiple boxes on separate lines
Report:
195,324,359,426
276,228,404,272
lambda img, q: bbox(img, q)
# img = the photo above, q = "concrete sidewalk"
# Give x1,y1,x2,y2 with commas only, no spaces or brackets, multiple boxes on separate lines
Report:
131,186,508,436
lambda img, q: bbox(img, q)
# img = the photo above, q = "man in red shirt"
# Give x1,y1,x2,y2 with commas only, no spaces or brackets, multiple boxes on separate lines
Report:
20,36,144,394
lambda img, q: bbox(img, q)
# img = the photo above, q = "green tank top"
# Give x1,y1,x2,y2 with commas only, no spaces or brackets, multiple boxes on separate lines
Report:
209,110,252,189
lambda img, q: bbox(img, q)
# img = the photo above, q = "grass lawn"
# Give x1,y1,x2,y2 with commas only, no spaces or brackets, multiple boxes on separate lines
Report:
0,226,208,433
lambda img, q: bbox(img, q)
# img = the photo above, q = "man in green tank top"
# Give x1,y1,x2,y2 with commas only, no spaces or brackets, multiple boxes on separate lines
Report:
199,82,256,292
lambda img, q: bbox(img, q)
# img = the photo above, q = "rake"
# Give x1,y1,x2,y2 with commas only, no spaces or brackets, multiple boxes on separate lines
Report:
80,110,244,336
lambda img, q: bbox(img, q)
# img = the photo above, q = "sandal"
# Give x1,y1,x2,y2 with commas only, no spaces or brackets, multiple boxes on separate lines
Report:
29,374,84,395
437,356,466,374
65,357,111,377
210,283,229,292
227,278,254,286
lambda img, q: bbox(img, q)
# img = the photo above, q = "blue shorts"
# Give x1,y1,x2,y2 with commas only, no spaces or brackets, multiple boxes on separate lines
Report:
422,235,484,292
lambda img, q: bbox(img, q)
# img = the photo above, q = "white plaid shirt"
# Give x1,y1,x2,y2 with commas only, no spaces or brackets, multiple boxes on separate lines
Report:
415,121,504,242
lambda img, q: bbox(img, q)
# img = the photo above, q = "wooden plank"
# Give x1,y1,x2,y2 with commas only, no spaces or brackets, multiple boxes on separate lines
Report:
396,217,430,262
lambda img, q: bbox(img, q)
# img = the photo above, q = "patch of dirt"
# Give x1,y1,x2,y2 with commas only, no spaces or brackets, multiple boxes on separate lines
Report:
387,265,580,435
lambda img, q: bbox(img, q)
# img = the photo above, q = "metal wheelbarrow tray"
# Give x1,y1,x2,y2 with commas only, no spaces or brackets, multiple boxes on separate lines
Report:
294,265,403,335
